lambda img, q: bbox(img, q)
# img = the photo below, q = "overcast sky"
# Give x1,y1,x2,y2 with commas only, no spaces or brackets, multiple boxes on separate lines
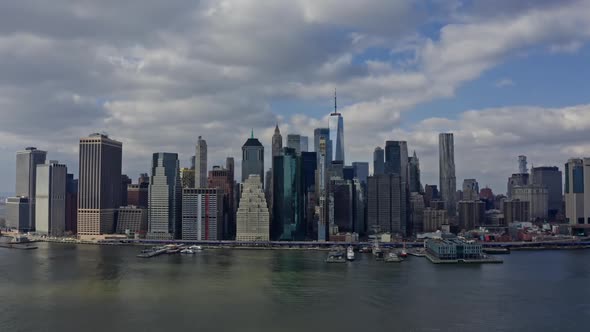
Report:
1,0,590,194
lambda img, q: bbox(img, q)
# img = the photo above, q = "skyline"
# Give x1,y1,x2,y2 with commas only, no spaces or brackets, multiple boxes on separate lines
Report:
1,1,590,193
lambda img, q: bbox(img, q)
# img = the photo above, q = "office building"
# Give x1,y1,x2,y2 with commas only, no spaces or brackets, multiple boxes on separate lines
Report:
5,197,29,231
329,91,345,163
565,158,584,225
352,178,366,235
300,136,309,153
181,188,223,241
272,124,283,158
330,178,353,233
385,141,408,184
78,134,122,235
426,238,483,260
138,173,150,186
272,147,304,240
287,134,301,154
301,151,317,237
120,175,131,207
507,173,529,198
208,165,235,239
352,162,369,186
408,151,421,193
180,167,195,189
15,147,47,231
518,155,528,174
423,208,448,232
503,199,530,224
439,133,456,216
462,179,480,201
373,147,385,176
236,175,270,241
65,174,78,234
147,153,181,239
531,166,562,218
458,200,485,230
367,174,407,235
242,131,264,185
410,193,425,234
116,206,147,237
195,136,208,188
424,184,440,208
127,183,148,208
512,185,548,220
314,128,330,167
35,161,67,236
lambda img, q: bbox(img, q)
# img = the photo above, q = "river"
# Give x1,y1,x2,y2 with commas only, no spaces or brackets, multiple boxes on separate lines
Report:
0,243,588,331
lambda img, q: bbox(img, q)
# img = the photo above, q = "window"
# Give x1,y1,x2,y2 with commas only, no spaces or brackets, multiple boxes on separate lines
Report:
578,218,584,224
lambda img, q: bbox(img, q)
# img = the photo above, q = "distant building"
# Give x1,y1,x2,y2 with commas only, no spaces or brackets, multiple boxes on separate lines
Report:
180,167,195,189
503,199,530,224
116,206,147,237
330,178,353,233
147,153,181,240
65,174,78,234
423,208,448,232
531,166,562,218
373,147,385,176
352,162,369,186
272,125,283,158
462,179,479,201
78,134,122,235
479,187,495,210
15,147,47,231
208,165,235,239
195,136,208,188
410,193,425,234
408,151,421,193
439,133,456,216
300,136,309,152
236,175,270,241
314,128,330,167
329,100,345,163
424,184,439,208
367,174,407,235
242,131,264,185
181,188,223,241
426,238,483,260
138,173,150,186
272,147,304,241
287,134,303,155
5,197,29,231
127,183,148,208
507,173,529,198
352,178,366,235
512,185,548,220
565,158,585,225
121,174,131,207
35,161,67,236
458,200,485,230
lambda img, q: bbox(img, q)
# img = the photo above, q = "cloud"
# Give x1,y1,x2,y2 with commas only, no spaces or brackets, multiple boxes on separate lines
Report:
495,78,515,88
0,0,589,194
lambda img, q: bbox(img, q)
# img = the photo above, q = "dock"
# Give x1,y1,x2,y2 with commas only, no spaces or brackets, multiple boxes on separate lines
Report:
425,252,503,264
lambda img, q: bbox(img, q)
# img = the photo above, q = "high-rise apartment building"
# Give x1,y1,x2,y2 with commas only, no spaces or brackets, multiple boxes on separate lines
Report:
147,153,181,239
242,132,264,185
15,147,47,231
236,175,270,241
78,134,122,236
565,158,584,225
439,133,456,216
458,200,485,230
512,185,548,220
195,136,207,188
181,188,223,241
35,161,67,236
329,91,345,163
503,199,530,224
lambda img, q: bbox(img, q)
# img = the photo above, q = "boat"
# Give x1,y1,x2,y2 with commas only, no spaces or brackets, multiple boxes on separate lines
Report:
326,250,346,263
483,247,511,255
189,245,203,251
384,251,403,263
346,246,355,261
372,238,384,260
180,248,195,254
399,243,408,258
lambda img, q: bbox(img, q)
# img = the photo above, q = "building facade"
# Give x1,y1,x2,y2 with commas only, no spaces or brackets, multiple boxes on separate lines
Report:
242,133,264,185
195,136,208,188
457,200,485,230
208,165,235,239
35,161,67,236
512,185,548,220
462,179,480,201
503,199,530,224
314,128,330,167
5,197,29,231
272,147,304,240
367,174,407,235
127,183,149,208
78,134,122,236
15,147,47,231
147,152,182,239
236,175,270,241
181,188,223,241
65,174,78,234
565,158,585,225
423,208,448,232
439,133,456,217
408,151,421,193
329,105,345,163
116,206,148,237
373,147,385,176
531,166,562,218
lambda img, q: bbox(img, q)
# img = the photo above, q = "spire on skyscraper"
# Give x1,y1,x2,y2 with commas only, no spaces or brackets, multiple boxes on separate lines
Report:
251,128,254,139
334,88,337,114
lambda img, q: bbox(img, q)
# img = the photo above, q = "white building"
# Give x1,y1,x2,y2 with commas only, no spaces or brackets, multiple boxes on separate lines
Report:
236,175,270,241
35,161,67,236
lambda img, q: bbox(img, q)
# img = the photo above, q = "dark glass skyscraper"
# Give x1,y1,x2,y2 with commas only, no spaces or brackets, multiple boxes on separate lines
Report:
242,132,264,185
367,174,407,235
373,147,384,176
272,148,304,241
408,151,421,193
531,166,562,218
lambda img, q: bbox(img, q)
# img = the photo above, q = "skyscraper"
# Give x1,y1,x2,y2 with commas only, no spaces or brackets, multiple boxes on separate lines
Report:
35,161,67,236
287,134,303,154
329,90,345,163
208,165,235,239
242,131,264,185
408,151,421,193
531,166,563,218
367,174,407,235
181,188,223,240
385,141,408,185
121,174,131,207
439,133,456,216
272,147,303,241
65,174,78,234
462,179,480,201
300,136,309,153
512,185,548,220
195,136,207,188
314,128,331,167
352,162,369,186
272,124,283,158
78,134,122,236
147,153,181,239
565,158,585,225
15,147,47,231
373,147,384,176
330,178,353,233
236,175,270,241
458,200,485,230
